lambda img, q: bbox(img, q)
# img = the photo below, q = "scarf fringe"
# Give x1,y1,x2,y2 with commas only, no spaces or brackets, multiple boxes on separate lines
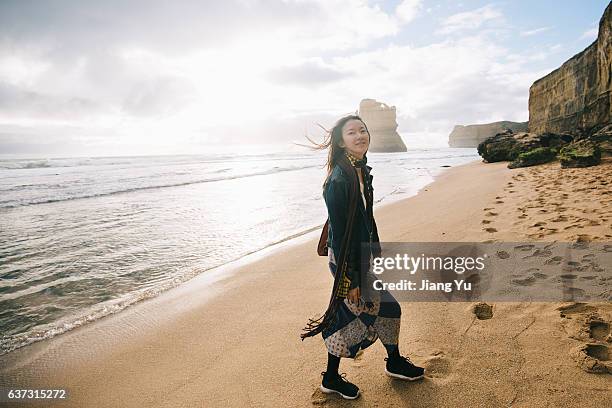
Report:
300,299,341,340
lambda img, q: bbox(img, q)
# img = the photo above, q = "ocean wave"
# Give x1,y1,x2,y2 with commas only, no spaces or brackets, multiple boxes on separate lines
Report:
0,221,328,356
0,164,318,209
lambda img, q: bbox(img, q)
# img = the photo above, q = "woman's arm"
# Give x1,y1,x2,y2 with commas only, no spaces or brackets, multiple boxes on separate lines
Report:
324,175,361,290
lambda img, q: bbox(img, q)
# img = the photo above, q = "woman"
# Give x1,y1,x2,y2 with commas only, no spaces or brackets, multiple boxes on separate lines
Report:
301,114,425,400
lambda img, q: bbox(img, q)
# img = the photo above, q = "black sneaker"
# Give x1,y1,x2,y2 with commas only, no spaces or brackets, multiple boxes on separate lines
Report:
320,371,360,400
384,355,425,381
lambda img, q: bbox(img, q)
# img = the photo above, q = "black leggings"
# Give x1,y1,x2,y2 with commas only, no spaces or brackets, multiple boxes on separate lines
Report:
326,352,341,374
326,346,400,375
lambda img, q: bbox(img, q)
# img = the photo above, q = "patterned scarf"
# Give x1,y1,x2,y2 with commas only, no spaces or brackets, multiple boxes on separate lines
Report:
301,152,365,340
345,151,367,168
335,151,367,298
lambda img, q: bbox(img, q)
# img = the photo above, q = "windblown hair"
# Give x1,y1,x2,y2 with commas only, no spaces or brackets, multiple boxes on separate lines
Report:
297,114,371,183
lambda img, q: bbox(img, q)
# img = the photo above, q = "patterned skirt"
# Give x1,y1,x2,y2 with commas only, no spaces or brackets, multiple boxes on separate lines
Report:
323,253,401,358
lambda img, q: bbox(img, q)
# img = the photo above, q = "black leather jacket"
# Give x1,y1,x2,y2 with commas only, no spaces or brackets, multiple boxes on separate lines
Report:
323,162,381,290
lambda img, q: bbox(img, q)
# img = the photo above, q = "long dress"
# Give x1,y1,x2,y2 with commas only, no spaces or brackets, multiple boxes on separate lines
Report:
322,178,402,358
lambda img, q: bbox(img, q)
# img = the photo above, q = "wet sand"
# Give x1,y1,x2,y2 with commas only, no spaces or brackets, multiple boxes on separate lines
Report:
1,158,610,407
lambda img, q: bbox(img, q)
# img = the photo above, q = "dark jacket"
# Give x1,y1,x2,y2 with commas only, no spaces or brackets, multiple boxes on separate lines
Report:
323,162,381,290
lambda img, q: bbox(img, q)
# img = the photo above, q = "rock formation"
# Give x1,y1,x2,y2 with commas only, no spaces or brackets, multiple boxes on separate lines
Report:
528,2,611,135
477,130,573,166
448,121,528,147
477,3,611,169
358,99,407,152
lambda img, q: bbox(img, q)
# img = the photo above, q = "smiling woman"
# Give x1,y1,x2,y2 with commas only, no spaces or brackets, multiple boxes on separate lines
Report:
300,114,425,400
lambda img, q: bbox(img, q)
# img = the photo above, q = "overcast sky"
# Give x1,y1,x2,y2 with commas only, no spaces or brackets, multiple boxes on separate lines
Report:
0,0,608,156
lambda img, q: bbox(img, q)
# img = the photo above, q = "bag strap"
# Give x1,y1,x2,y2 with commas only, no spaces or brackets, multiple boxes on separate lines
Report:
317,219,329,256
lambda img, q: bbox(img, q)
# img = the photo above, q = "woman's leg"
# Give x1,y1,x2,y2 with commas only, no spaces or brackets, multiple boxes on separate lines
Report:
375,291,425,380
374,290,402,356
321,352,360,399
384,344,400,359
326,352,341,375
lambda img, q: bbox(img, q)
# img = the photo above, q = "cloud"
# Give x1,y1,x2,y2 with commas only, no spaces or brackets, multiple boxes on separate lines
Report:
121,77,198,117
0,81,104,121
436,4,503,35
520,26,553,37
0,0,558,155
0,0,320,56
265,59,353,88
302,33,543,141
396,0,423,24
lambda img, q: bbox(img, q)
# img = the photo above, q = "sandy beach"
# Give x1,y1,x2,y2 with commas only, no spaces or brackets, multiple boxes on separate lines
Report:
1,158,610,407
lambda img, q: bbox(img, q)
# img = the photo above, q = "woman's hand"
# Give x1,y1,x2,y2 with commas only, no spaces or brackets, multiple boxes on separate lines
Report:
347,287,361,306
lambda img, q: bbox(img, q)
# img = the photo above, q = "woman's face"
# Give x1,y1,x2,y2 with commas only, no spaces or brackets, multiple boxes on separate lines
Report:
340,119,369,159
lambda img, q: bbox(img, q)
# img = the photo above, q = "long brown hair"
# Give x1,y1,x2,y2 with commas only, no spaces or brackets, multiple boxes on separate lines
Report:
298,114,371,182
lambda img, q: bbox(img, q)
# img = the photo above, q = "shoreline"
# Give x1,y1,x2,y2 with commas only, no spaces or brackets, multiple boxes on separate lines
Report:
1,158,610,407
0,158,477,358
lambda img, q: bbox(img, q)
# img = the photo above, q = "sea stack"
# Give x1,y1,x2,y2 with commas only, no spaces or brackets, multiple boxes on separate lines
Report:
358,99,407,152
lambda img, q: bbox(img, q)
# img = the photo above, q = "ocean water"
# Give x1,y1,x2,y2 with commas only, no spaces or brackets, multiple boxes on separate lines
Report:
0,148,479,355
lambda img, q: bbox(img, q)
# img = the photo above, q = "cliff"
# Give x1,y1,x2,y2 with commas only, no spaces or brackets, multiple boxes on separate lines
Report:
358,99,407,152
448,121,528,147
528,2,611,135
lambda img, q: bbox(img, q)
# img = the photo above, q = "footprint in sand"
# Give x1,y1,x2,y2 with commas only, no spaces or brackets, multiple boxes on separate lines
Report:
571,344,612,374
514,244,535,251
495,251,510,259
484,227,497,233
589,319,610,341
472,302,493,319
423,353,452,380
525,248,552,258
545,256,563,265
512,276,536,286
482,219,492,224
557,302,597,317
562,287,587,298
484,211,498,217
551,215,568,222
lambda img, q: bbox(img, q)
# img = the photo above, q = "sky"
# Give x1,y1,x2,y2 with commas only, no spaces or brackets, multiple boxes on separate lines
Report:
0,0,608,157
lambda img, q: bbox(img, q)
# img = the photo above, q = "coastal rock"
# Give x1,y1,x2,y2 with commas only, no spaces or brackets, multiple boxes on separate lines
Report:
508,147,557,169
448,121,528,147
358,99,407,152
477,130,519,162
528,2,612,135
558,139,602,168
590,124,612,156
478,130,573,164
